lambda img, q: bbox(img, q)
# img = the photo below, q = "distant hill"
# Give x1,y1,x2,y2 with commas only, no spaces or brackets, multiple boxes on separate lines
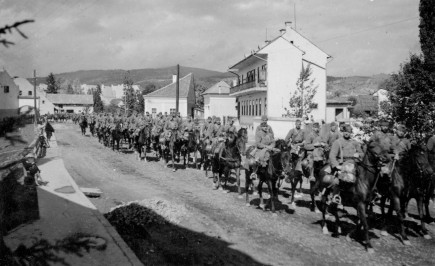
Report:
326,73,391,98
30,66,391,98
30,66,234,92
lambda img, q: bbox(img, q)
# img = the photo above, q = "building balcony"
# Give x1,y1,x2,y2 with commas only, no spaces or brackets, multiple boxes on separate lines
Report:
229,80,267,96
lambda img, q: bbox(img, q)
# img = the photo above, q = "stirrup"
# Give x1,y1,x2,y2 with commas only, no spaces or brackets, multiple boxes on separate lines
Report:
250,173,257,180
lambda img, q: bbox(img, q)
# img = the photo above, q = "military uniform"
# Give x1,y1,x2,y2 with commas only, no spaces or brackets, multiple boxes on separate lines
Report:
329,137,364,169
284,127,305,147
254,124,275,166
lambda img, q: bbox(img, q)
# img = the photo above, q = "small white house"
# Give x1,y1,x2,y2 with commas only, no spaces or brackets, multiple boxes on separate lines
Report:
228,21,330,138
44,94,93,113
202,81,237,121
326,99,352,122
0,70,19,119
144,73,195,117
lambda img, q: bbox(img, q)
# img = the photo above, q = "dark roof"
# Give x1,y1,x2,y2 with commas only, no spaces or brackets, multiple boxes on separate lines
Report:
145,73,193,98
46,94,93,105
202,81,230,95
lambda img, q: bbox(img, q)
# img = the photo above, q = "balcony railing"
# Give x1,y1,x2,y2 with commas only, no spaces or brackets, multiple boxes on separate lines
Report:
230,80,267,95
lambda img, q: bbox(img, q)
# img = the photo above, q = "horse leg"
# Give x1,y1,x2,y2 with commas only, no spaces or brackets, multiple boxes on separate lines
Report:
258,180,266,210
236,168,243,199
379,196,389,236
331,203,342,237
357,201,374,253
391,194,410,245
417,195,431,239
171,148,176,172
310,178,320,213
424,195,433,224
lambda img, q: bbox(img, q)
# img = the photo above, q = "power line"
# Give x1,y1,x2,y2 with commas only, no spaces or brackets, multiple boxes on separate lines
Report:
317,16,419,43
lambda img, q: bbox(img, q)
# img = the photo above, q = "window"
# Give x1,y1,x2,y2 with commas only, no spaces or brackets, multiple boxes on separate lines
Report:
170,108,176,115
264,97,267,114
28,91,32,96
255,99,258,116
246,69,256,83
259,99,262,115
3,86,9,93
19,90,22,96
42,100,45,104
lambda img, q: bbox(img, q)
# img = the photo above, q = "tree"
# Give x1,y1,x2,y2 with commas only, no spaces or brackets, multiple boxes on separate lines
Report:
385,54,435,135
0,20,34,48
123,71,135,116
93,84,104,113
347,96,357,106
420,0,435,69
46,73,60,94
194,83,206,108
287,64,318,117
144,83,157,94
66,83,74,94
134,90,145,114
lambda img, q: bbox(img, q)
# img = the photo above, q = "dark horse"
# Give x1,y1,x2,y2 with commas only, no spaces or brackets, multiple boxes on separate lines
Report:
110,122,123,152
160,130,179,172
400,143,435,240
244,139,289,213
314,140,391,252
89,117,96,137
135,125,151,161
79,117,88,136
215,131,247,196
180,129,202,169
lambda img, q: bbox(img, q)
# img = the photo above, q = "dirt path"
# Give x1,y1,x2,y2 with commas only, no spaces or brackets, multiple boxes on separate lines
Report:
55,123,435,266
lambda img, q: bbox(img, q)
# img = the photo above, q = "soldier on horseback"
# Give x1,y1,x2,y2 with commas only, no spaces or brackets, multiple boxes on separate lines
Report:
253,116,275,167
284,119,305,173
303,122,327,182
329,124,364,185
224,118,237,135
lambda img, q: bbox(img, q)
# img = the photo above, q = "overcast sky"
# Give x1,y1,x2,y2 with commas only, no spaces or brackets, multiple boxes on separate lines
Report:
0,0,420,78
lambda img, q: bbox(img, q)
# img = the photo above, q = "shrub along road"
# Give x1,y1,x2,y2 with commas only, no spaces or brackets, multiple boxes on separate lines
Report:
55,123,435,266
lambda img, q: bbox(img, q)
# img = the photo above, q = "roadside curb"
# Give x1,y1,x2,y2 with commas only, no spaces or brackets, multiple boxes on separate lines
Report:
45,134,143,266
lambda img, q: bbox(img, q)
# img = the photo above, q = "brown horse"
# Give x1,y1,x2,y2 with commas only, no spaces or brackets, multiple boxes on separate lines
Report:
314,140,391,252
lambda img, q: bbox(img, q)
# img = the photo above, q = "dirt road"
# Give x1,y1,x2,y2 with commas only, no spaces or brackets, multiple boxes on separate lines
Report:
55,123,435,266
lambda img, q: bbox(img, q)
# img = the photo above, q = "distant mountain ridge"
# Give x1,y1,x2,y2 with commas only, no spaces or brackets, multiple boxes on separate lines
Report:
29,66,390,97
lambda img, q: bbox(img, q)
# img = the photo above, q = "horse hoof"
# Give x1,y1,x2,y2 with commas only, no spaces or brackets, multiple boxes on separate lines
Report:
367,248,375,254
237,195,243,199
322,226,330,235
403,240,411,246
337,227,342,234
380,230,389,237
259,204,266,210
245,203,251,207
424,234,432,240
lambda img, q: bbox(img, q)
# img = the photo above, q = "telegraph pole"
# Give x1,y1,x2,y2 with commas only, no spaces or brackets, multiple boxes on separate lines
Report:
33,70,38,124
176,64,180,113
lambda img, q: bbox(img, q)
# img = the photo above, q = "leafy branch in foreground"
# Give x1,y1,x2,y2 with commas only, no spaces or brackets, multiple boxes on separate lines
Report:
0,19,35,47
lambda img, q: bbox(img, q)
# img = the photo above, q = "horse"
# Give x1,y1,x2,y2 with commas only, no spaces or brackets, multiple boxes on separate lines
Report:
180,129,202,169
110,122,123,152
151,125,164,160
215,131,247,195
135,124,151,161
79,117,88,135
160,129,179,172
243,139,288,212
314,140,391,252
89,118,96,137
400,143,435,240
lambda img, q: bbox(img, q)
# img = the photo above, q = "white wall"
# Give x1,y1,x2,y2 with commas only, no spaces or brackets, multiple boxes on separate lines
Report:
203,95,237,121
144,97,189,117
19,98,40,108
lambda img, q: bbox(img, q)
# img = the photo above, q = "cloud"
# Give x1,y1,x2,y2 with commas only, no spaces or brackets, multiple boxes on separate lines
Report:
0,0,420,78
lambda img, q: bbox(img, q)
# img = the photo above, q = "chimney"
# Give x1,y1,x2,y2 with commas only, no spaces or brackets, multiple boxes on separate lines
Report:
172,74,177,83
285,21,292,31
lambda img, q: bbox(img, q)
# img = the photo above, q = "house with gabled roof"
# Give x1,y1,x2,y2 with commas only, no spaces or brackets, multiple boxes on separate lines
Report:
0,70,19,119
42,94,93,113
227,21,330,138
144,73,195,117
202,80,236,121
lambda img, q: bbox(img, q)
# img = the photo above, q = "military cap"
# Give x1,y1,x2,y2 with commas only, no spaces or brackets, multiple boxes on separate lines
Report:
312,122,320,128
260,121,268,127
396,124,406,132
343,124,353,133
261,115,268,121
330,122,337,127
216,117,221,122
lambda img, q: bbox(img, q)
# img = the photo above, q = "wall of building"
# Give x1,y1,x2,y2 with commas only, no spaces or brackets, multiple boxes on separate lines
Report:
304,60,327,121
19,98,40,108
53,105,93,113
0,71,19,119
144,97,189,117
237,92,267,125
38,93,55,115
326,106,350,122
263,37,303,119
203,95,237,121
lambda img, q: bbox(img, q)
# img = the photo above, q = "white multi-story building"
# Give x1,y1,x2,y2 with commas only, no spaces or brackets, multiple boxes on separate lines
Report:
228,22,330,138
0,70,19,119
